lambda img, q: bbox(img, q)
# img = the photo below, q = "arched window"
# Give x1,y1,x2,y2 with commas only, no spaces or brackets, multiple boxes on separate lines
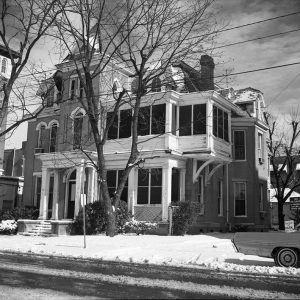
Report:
73,112,83,149
1,58,7,73
37,124,46,149
49,122,59,152
151,77,161,92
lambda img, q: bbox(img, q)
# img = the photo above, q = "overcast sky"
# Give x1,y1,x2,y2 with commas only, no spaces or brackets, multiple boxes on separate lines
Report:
5,0,300,148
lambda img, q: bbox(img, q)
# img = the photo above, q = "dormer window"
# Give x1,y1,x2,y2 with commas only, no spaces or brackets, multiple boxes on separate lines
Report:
1,58,7,73
151,77,161,92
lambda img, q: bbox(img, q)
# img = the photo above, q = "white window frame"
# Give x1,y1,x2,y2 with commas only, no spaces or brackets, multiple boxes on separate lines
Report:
258,131,263,163
234,181,247,217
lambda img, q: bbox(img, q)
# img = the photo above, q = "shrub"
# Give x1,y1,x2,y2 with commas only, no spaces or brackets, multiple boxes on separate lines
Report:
232,224,249,232
171,201,200,235
72,200,132,235
0,207,39,222
123,219,158,235
0,220,18,235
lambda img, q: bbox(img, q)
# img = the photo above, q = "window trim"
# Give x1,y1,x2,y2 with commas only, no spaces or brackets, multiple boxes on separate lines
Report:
137,168,162,205
49,121,59,152
233,130,246,161
69,76,77,100
213,105,229,142
234,181,247,217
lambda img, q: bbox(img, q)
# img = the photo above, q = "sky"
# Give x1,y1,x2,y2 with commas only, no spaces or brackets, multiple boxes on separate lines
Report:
4,0,300,149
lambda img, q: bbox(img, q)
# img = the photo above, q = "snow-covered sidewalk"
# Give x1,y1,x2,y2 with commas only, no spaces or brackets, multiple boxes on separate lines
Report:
0,233,299,277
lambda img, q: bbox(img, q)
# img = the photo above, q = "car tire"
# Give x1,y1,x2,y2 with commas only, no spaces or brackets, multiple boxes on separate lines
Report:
274,248,299,268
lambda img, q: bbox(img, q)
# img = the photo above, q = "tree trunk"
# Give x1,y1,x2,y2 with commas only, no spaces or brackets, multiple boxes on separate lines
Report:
277,199,285,230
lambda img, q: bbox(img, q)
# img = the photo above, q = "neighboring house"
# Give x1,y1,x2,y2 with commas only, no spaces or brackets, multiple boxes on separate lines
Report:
0,144,25,211
21,50,270,235
269,188,300,228
0,44,14,174
269,156,300,228
0,45,23,211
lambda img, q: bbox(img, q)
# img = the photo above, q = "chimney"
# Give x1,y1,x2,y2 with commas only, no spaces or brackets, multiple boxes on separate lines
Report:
200,55,215,91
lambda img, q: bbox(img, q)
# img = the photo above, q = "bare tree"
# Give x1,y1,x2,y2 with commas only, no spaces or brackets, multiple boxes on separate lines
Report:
54,0,219,236
264,111,300,230
0,0,66,138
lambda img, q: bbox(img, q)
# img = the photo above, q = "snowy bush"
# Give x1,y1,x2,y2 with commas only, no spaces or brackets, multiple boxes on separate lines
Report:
0,220,18,235
123,219,158,235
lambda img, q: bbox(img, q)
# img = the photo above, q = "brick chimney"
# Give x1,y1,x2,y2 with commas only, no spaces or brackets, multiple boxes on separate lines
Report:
200,55,215,91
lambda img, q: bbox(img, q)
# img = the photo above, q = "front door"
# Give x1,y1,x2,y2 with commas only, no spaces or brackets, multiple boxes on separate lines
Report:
67,182,76,219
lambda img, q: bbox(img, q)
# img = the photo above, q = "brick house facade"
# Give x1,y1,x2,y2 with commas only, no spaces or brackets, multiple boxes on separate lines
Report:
21,53,270,234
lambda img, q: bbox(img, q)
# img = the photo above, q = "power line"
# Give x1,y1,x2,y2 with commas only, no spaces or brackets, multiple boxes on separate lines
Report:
14,10,300,80
214,28,300,50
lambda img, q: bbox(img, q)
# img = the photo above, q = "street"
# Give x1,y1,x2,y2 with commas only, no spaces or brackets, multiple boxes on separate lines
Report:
0,253,299,299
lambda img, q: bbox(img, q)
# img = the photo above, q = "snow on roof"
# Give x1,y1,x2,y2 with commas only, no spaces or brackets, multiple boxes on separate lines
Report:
233,87,263,104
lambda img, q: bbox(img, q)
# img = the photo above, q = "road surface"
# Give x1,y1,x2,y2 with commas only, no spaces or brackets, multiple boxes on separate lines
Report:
0,252,299,299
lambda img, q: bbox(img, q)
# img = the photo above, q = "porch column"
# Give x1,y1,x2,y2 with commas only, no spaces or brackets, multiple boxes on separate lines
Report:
128,168,136,215
179,169,186,201
51,169,59,220
74,161,85,217
162,164,172,221
87,167,95,204
39,167,50,220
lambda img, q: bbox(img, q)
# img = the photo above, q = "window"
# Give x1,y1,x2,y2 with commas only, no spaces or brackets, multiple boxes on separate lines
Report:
259,183,264,211
234,131,246,160
73,112,83,149
138,106,151,136
119,109,132,138
49,123,58,152
107,109,132,139
138,104,166,136
193,104,207,135
151,77,161,92
37,124,46,149
107,170,128,202
218,180,223,216
234,182,246,216
179,104,207,136
137,168,162,205
258,132,263,163
213,105,229,141
70,78,77,99
151,104,165,134
179,105,192,136
1,58,7,73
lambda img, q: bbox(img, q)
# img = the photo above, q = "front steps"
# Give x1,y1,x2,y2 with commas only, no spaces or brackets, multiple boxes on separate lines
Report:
19,220,56,236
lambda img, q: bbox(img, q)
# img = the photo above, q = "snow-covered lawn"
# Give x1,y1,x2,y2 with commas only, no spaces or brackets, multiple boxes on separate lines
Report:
0,232,299,277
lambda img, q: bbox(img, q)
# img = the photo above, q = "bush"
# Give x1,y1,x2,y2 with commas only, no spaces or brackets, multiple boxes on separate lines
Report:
0,220,18,235
232,224,249,232
123,219,158,235
72,200,132,235
171,201,200,235
0,207,39,222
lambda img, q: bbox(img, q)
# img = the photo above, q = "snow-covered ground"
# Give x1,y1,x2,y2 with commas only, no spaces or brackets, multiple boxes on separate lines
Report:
0,233,299,277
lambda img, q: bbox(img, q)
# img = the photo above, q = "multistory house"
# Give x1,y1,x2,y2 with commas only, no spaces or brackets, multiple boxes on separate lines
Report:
0,44,15,175
21,49,270,234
